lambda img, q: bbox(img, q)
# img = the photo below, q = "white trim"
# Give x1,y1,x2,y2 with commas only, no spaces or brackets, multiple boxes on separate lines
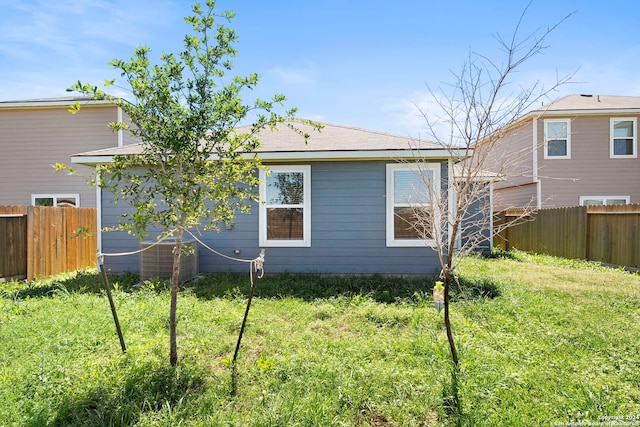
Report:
386,163,440,247
95,168,103,260
72,149,467,165
489,183,494,250
536,108,640,116
259,165,311,247
0,99,115,109
579,196,630,206
610,118,637,159
449,159,460,250
117,106,124,147
543,119,571,159
31,193,80,207
533,118,541,209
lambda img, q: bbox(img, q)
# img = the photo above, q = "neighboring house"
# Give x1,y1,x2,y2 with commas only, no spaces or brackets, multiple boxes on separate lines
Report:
0,97,135,208
486,94,640,210
72,122,487,275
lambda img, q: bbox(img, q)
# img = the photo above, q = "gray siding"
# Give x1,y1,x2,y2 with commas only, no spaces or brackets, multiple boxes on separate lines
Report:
100,161,446,275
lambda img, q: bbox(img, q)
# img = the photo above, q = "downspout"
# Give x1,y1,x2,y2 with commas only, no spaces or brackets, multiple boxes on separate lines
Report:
117,106,124,147
489,183,494,250
95,166,103,264
448,158,459,249
532,117,541,209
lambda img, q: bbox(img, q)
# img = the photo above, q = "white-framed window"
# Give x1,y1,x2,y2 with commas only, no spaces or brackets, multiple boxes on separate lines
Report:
386,163,440,247
544,119,571,159
580,196,630,206
259,165,311,247
610,118,637,158
31,194,80,207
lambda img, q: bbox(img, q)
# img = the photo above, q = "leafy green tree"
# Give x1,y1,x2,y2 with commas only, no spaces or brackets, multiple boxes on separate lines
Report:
69,0,317,366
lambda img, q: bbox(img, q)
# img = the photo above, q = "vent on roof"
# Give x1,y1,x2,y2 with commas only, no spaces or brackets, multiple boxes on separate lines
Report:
140,238,198,282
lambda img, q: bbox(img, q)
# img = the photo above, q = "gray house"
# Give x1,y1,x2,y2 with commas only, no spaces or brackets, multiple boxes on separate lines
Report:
72,122,480,275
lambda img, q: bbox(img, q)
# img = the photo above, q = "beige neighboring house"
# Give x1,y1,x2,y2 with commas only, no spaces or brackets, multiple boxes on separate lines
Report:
0,96,136,208
486,94,640,210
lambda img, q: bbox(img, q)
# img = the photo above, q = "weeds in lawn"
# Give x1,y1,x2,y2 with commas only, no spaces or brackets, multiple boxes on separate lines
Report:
2,251,640,425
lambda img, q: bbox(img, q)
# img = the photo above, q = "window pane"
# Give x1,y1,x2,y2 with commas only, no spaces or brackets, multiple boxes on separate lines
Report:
547,121,567,139
614,139,634,155
57,197,77,207
614,120,634,138
394,170,431,204
606,199,627,205
547,140,567,156
267,208,303,240
266,172,304,204
394,207,431,239
582,199,603,206
35,198,54,206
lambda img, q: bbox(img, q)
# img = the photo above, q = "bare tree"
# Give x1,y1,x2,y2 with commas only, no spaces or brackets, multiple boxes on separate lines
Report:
407,4,575,366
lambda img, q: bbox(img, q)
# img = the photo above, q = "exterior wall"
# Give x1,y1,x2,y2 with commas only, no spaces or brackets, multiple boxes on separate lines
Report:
0,104,120,207
482,119,537,211
537,115,640,208
486,120,535,190
493,183,538,211
99,160,451,275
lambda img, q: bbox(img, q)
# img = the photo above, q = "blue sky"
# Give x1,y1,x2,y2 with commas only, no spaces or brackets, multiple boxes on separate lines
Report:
2,0,640,136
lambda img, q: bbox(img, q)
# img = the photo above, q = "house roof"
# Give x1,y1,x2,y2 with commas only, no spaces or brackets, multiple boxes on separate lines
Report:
72,120,469,164
0,96,116,109
475,94,640,146
533,94,640,115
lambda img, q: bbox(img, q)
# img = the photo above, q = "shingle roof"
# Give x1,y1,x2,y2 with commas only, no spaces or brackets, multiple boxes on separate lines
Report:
0,96,115,109
72,120,452,163
534,94,640,113
245,120,438,152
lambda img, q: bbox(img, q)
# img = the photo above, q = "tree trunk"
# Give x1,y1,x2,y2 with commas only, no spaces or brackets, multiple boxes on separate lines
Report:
169,227,184,366
443,270,459,366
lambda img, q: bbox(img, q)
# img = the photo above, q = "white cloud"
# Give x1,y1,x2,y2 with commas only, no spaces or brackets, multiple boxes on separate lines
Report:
381,92,453,142
270,62,316,85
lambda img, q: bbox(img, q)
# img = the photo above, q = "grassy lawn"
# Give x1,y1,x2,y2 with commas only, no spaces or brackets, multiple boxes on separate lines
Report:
1,251,639,426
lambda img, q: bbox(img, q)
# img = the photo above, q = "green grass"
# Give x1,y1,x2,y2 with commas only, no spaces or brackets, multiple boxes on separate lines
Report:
1,252,639,426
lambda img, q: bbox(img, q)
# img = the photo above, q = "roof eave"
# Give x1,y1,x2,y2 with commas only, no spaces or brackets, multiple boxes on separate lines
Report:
534,107,640,116
71,148,470,166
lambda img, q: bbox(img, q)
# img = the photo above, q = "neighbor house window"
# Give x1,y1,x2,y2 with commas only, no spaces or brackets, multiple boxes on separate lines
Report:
544,119,570,159
259,165,311,247
580,196,629,206
386,163,440,247
610,118,637,158
31,194,79,207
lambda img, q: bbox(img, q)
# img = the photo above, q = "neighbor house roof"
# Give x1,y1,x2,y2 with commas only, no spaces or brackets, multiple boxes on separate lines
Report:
533,94,640,116
0,96,116,110
72,120,469,164
475,94,640,147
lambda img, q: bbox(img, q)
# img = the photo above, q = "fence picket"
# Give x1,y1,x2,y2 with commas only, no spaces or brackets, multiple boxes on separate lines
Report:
495,204,640,269
0,206,97,280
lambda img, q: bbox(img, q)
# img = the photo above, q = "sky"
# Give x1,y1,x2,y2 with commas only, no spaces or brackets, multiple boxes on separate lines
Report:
2,0,640,137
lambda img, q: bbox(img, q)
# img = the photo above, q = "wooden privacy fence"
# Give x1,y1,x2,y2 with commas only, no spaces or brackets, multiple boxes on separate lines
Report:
0,206,97,280
494,204,640,269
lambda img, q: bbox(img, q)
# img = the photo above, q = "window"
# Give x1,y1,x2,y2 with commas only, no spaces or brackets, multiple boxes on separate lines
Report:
259,165,311,247
610,118,637,158
386,163,440,247
31,194,79,207
544,119,570,159
580,196,629,206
